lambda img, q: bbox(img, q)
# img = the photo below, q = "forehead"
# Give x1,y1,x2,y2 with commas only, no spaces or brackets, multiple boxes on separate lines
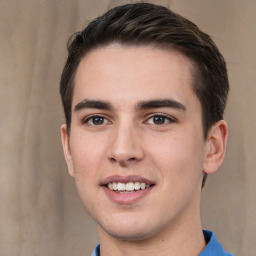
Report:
73,44,198,109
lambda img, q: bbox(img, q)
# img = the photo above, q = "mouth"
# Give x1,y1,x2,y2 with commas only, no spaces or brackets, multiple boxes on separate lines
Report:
101,175,155,204
106,182,153,193
101,175,155,194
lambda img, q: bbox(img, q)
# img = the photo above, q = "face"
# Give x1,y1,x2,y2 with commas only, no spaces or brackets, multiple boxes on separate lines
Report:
61,45,226,241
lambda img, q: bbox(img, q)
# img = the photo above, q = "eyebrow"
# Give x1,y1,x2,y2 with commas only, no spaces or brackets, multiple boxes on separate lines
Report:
74,98,186,112
136,99,186,111
74,99,113,112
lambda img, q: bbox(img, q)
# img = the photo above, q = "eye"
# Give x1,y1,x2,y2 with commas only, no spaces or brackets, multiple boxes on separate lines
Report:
84,115,110,126
146,115,175,125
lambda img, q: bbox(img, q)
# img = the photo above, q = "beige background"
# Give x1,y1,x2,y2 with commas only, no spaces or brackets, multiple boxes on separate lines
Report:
0,0,255,255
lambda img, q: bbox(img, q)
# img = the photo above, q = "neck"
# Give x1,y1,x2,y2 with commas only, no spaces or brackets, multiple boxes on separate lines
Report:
98,213,206,256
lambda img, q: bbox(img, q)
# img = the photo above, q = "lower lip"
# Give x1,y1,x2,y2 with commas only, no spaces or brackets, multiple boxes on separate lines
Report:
102,186,154,204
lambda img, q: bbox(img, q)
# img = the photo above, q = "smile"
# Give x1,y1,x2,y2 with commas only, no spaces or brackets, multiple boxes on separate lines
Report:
102,175,155,202
107,182,151,192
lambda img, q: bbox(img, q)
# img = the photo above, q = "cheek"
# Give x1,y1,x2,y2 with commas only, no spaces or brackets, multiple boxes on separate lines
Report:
70,136,105,209
147,132,205,179
70,134,107,173
68,137,107,207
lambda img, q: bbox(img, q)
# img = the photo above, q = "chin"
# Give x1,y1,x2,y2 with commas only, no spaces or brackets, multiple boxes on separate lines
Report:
98,219,159,241
107,228,152,241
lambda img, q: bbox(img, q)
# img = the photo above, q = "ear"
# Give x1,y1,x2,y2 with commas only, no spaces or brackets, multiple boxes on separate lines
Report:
61,124,75,177
203,120,228,174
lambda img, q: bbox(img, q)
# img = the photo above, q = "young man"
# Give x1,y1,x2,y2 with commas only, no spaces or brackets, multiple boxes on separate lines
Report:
60,3,233,256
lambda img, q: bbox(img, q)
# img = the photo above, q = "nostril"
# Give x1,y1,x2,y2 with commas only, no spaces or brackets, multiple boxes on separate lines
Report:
110,157,116,163
128,157,136,161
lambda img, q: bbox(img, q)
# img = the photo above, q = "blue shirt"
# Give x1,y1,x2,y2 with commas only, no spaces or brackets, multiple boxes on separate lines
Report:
91,230,233,256
200,230,233,256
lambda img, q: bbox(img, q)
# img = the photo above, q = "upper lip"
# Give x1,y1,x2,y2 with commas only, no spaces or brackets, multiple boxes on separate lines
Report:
101,175,155,186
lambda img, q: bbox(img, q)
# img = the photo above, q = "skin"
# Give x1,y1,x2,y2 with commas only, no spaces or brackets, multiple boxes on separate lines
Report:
61,44,228,256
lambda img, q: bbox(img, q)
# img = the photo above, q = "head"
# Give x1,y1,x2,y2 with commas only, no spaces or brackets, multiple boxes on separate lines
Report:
60,3,229,188
60,3,229,242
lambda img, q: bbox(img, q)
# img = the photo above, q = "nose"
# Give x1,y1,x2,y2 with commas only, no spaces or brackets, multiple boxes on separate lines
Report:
108,122,144,167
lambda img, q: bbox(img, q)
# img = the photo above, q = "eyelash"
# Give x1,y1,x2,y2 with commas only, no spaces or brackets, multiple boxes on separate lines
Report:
82,115,111,126
145,114,176,125
82,113,176,127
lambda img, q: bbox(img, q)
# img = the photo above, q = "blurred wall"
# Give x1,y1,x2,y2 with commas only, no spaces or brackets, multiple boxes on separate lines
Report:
0,0,255,255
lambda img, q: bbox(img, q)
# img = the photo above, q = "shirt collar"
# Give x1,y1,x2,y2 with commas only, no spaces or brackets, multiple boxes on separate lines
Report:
91,244,100,256
199,230,233,256
91,230,233,256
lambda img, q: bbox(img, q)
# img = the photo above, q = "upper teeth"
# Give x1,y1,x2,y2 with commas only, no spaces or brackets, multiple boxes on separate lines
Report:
107,182,150,191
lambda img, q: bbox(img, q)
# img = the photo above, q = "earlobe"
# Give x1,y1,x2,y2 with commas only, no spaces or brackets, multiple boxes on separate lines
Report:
203,120,228,174
61,124,75,177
